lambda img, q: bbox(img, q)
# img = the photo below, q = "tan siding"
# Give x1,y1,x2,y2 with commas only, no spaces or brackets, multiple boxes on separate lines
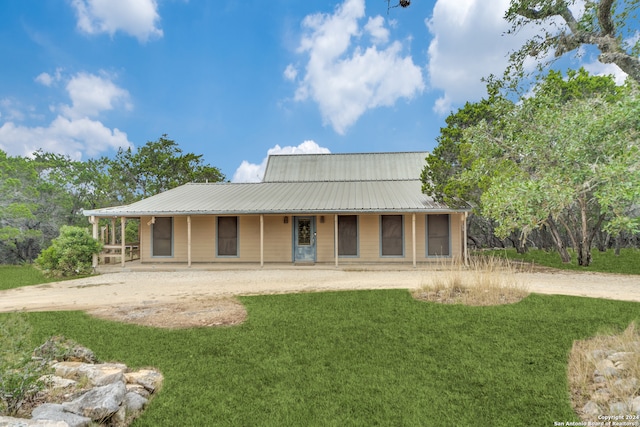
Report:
137,212,466,265
263,215,292,262
191,216,215,262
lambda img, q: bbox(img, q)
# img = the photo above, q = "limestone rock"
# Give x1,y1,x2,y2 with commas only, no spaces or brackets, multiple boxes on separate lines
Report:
124,392,148,412
33,337,97,364
62,382,126,420
609,401,629,414
0,416,69,426
31,404,91,427
38,376,76,391
582,401,601,416
52,362,126,387
124,369,163,393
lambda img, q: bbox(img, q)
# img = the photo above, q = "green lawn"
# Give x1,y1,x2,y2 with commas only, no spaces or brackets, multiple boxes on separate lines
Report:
4,291,635,426
483,248,640,275
0,265,61,290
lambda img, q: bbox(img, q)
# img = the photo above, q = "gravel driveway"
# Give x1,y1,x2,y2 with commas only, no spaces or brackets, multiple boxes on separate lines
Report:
1,267,639,314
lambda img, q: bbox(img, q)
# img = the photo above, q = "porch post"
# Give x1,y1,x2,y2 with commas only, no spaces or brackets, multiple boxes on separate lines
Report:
90,216,98,269
412,213,416,268
334,214,338,267
111,218,116,245
260,214,264,267
187,216,192,267
463,212,469,266
120,217,126,268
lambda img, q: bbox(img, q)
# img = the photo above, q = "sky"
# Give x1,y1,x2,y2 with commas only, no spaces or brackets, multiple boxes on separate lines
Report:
0,0,627,183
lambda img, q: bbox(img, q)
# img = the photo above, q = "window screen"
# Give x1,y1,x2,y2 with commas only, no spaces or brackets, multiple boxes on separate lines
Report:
338,215,358,256
381,215,403,256
152,217,172,257
218,217,238,256
427,214,450,256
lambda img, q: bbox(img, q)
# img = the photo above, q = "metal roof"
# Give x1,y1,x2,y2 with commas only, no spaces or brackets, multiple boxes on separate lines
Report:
263,151,428,182
83,181,467,217
83,152,470,217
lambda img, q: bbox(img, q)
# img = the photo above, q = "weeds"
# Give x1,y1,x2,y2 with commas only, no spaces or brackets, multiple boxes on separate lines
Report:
0,313,49,416
413,255,530,305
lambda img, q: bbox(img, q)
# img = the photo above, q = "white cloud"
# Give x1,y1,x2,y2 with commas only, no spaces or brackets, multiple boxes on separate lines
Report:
283,64,298,81
582,60,628,85
0,71,133,159
232,140,330,183
61,72,132,119
71,0,162,42
288,0,424,134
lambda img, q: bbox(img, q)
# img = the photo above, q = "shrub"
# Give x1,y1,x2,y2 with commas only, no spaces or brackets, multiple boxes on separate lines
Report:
35,225,102,277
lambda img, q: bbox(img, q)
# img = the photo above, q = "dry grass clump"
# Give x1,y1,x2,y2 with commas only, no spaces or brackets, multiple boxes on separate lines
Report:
412,256,530,306
568,322,640,418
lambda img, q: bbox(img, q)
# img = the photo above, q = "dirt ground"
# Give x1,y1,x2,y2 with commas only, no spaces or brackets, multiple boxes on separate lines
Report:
0,266,638,328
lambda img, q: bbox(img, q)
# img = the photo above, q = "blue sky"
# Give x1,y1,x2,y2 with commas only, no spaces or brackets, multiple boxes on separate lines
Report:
0,0,626,182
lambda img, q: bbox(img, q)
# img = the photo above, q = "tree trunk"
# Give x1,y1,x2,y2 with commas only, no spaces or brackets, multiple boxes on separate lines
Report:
547,215,571,263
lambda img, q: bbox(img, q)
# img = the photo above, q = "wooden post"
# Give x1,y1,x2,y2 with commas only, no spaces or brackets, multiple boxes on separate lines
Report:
260,215,264,267
412,213,416,268
90,216,98,269
120,217,126,268
111,218,116,245
187,216,192,267
334,214,338,267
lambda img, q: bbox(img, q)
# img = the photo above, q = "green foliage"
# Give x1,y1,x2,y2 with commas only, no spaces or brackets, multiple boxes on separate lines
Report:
457,70,640,265
504,0,640,86
17,291,640,426
0,313,47,416
35,226,102,277
421,88,510,209
109,134,225,203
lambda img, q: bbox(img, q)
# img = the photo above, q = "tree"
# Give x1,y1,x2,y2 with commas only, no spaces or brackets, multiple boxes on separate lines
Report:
505,0,640,85
460,72,640,265
108,135,225,203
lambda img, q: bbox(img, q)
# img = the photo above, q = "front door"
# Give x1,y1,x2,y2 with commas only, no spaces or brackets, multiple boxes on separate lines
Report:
294,216,316,262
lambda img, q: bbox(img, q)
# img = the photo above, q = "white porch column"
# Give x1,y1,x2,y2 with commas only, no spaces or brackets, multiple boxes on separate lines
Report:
463,212,469,266
412,213,416,268
90,216,98,269
187,216,192,267
260,215,264,267
120,217,126,268
334,214,338,268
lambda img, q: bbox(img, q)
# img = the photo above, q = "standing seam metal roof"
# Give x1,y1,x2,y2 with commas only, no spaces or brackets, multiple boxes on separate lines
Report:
83,152,470,217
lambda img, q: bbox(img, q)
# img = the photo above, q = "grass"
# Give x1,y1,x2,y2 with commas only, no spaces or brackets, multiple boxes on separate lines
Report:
0,265,60,291
0,291,635,426
0,265,92,291
481,248,640,275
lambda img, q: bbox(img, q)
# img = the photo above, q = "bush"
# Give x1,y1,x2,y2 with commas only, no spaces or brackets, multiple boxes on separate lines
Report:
35,225,102,277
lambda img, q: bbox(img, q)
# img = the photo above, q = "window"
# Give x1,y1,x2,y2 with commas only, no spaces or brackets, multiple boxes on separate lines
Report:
338,215,358,256
217,216,238,256
427,214,450,256
381,215,403,256
152,217,173,257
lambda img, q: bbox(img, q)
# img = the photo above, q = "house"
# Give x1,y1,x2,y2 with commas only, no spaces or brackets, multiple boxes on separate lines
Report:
83,152,471,267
